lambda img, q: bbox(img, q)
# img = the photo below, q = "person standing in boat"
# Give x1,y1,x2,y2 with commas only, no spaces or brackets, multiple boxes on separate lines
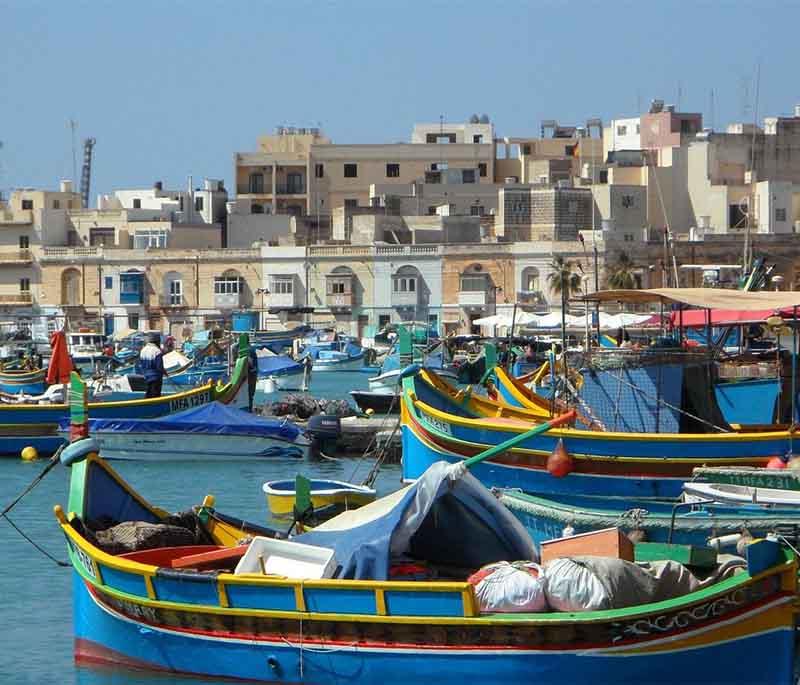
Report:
139,333,166,398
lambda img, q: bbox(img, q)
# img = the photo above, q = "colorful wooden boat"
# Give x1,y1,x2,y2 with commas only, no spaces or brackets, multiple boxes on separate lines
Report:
55,445,797,683
0,335,252,457
0,367,46,395
263,478,377,517
498,488,800,549
401,368,794,498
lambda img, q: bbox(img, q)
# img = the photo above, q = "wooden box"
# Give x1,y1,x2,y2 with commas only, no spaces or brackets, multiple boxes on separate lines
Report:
540,527,634,565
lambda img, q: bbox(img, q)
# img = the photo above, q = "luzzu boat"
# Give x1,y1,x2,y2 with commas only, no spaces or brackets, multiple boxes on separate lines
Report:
55,434,797,683
263,478,376,517
0,367,46,395
498,488,800,549
0,335,252,457
401,368,796,498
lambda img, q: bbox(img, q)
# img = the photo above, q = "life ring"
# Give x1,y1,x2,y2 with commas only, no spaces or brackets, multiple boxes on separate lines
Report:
60,437,101,467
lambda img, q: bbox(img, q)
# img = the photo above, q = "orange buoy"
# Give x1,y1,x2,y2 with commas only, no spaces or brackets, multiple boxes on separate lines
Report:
546,438,573,478
767,456,788,470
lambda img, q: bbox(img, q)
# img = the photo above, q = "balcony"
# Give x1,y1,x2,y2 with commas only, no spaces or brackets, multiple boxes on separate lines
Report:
458,290,487,307
326,292,355,310
236,182,306,196
268,292,298,308
214,293,241,309
0,292,33,305
517,290,546,307
160,297,187,308
0,250,33,264
391,291,420,309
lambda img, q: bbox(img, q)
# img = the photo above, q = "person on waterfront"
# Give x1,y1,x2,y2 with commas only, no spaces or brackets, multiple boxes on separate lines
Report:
139,333,166,398
247,345,258,412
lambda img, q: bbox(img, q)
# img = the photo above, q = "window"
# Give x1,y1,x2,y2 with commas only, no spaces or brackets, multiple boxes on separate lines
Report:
470,205,485,216
776,208,787,222
621,194,635,208
378,314,391,328
127,313,139,330
315,163,324,178
53,200,60,209
617,125,627,136
104,276,113,290
251,203,264,214
729,203,748,229
90,227,115,246
431,162,448,171
20,278,30,292
462,169,476,184
132,198,141,209
473,134,484,144
523,144,531,155
272,278,293,295
393,277,416,293
427,206,437,215
386,163,400,178
636,124,641,134
680,119,694,135
286,173,303,194
478,162,487,177
330,280,347,295
120,272,144,304
21,199,32,210
249,173,264,193
169,279,182,305
460,274,488,292
134,230,168,249
344,163,358,178
214,276,241,295
19,236,29,249
194,196,204,212
344,199,358,209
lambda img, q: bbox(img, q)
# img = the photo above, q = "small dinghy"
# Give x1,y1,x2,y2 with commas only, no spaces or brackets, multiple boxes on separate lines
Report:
683,480,800,507
263,477,376,517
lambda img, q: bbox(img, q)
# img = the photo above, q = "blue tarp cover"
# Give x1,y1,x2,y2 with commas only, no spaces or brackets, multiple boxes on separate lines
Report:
257,354,303,376
296,461,536,580
62,401,301,442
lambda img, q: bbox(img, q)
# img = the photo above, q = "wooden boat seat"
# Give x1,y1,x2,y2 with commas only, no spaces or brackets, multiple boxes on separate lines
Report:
170,545,248,571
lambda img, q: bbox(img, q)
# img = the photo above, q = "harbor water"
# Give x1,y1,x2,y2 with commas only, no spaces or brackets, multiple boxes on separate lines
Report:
0,370,400,684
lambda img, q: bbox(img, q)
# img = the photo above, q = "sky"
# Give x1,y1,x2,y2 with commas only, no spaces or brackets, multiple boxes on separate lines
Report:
1,0,798,199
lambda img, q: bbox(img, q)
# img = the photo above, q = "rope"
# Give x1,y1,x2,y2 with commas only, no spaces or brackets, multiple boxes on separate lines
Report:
347,392,399,484
1,513,69,567
362,416,401,489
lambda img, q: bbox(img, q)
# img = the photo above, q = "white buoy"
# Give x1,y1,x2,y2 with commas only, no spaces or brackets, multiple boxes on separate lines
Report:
262,377,278,394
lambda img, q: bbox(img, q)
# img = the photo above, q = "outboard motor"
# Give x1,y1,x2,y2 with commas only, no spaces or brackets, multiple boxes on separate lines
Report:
306,414,341,456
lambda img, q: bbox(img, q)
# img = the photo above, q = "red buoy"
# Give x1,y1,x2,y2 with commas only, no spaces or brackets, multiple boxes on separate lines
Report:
767,456,787,470
547,438,573,477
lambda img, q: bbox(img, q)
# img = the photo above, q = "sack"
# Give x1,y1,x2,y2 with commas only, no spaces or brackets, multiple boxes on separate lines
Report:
468,561,547,613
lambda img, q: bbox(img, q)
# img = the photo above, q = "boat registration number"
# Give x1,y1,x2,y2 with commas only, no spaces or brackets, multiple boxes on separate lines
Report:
421,413,452,435
169,389,211,413
66,537,96,579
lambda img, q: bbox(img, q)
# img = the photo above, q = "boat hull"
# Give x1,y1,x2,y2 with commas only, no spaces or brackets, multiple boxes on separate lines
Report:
312,356,365,372
72,573,794,685
264,480,376,516
350,390,400,414
64,430,309,460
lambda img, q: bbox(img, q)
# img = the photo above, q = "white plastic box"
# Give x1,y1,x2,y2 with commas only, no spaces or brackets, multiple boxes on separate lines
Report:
234,536,336,579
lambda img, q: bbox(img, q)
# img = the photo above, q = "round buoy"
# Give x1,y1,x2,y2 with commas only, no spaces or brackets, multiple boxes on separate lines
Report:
365,408,374,417
789,457,800,471
21,446,38,461
546,438,573,477
767,456,787,470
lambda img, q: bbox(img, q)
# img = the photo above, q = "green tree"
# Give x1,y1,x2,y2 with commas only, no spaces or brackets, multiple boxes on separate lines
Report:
606,251,638,289
547,255,583,298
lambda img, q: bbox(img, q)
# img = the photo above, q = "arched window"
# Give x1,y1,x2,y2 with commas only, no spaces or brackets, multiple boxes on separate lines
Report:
521,266,540,293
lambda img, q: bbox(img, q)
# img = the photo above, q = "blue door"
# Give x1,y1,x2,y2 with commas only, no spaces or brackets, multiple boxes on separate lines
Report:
104,314,114,336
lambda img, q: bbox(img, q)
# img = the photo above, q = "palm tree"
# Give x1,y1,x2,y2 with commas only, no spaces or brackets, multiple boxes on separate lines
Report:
606,251,638,289
547,255,583,298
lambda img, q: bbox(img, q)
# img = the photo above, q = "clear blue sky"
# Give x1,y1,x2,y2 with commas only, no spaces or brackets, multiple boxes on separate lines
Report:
1,0,797,198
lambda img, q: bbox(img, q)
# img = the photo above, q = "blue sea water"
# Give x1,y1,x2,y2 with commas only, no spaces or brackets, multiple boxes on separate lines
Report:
0,370,401,684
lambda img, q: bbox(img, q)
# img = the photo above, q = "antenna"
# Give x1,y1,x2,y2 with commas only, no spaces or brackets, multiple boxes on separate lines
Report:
743,61,761,271
80,137,96,209
68,119,78,185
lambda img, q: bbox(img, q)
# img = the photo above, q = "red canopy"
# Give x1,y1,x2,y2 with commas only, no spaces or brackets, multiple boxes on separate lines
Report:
46,330,74,385
670,308,778,328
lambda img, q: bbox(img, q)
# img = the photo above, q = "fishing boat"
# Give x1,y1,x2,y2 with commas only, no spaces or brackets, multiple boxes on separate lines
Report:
263,478,376,517
310,343,365,371
692,465,800,490
0,334,252,457
66,331,108,365
55,425,797,683
0,367,46,395
497,488,800,548
401,367,796,498
683,481,800,508
256,350,308,392
58,401,311,461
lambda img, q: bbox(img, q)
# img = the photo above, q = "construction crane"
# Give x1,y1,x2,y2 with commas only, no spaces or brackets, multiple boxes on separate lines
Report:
80,137,96,209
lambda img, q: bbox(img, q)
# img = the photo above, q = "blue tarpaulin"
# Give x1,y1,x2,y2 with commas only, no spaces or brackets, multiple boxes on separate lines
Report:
62,401,302,442
257,354,303,377
296,461,536,580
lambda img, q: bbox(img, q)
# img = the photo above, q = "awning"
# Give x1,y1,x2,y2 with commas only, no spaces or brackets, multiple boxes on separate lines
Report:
580,288,800,312
670,309,778,327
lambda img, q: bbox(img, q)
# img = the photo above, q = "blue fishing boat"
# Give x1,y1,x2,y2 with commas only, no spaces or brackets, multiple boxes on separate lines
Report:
256,351,307,391
400,368,794,498
55,427,797,684
0,367,46,395
497,488,800,549
59,401,311,460
308,340,365,371
0,335,252,457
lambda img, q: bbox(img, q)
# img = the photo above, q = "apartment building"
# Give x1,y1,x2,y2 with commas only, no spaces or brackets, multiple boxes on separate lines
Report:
496,184,594,242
